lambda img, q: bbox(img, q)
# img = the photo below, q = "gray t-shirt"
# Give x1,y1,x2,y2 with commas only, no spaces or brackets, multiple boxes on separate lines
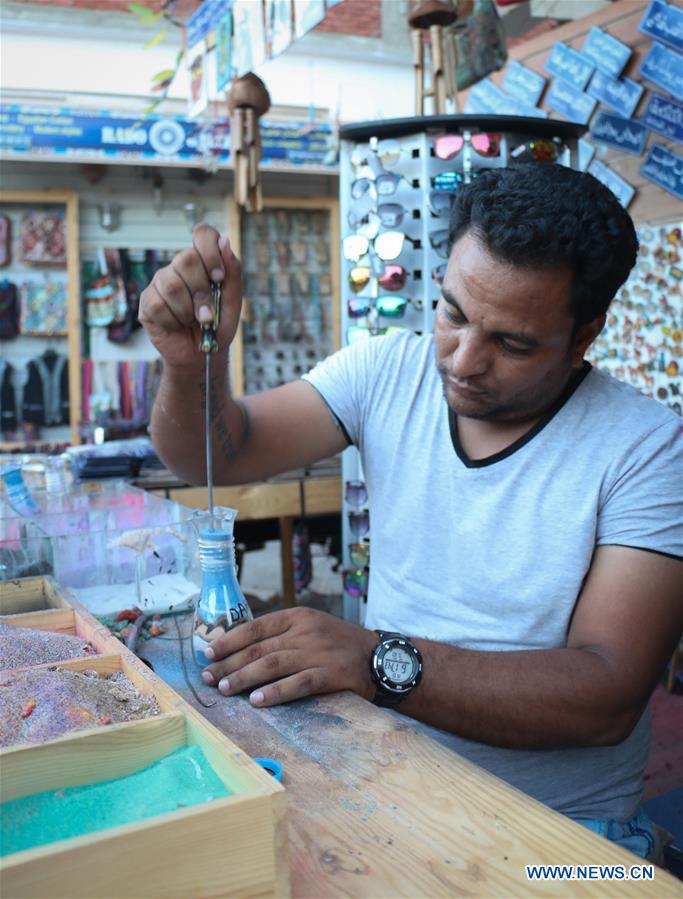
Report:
303,330,683,822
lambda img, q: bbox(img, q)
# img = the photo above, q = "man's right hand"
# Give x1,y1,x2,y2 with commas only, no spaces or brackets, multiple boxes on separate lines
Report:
139,224,242,371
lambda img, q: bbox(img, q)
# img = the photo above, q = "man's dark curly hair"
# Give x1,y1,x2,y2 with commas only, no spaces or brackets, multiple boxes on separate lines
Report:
447,164,639,327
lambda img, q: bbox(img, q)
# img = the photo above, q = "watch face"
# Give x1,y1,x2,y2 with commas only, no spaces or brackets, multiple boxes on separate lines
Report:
383,646,418,684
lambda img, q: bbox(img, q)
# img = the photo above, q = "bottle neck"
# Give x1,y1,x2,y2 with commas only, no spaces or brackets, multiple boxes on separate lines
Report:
197,534,236,570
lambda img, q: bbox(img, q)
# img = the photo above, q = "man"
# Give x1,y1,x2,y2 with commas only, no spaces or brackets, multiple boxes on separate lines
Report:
140,164,682,857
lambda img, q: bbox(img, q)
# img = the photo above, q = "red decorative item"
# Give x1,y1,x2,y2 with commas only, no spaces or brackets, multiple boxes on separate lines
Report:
21,699,37,718
0,215,11,267
20,209,67,266
115,608,142,624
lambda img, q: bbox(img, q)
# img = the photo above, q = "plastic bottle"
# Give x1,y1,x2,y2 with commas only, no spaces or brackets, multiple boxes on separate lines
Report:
192,507,253,667
1,466,40,516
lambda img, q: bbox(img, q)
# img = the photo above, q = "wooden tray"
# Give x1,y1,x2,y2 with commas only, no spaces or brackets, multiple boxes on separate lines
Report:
0,576,73,616
0,578,289,898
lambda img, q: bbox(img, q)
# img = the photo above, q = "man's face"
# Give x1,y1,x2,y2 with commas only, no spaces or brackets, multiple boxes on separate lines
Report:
434,232,598,423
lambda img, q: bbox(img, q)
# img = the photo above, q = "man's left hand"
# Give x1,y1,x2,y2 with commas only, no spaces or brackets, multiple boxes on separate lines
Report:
200,607,377,707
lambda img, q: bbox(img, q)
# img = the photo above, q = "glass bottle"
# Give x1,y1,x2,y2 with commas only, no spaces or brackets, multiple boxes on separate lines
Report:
192,507,253,667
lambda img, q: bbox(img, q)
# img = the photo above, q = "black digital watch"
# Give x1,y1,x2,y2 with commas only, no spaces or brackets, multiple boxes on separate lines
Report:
370,630,423,708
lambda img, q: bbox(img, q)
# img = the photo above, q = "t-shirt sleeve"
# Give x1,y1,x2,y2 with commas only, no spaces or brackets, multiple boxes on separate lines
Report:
597,418,683,559
301,337,384,448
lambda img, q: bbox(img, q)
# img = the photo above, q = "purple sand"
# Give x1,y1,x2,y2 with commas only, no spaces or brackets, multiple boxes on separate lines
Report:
0,621,96,670
0,667,161,748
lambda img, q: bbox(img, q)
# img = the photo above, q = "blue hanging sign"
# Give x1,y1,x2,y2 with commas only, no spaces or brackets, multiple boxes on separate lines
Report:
590,110,649,155
640,142,683,199
642,92,683,144
581,26,632,77
639,0,683,53
466,79,547,118
639,42,683,101
503,61,546,107
0,105,336,169
587,159,635,208
545,79,597,124
587,70,644,118
544,42,595,91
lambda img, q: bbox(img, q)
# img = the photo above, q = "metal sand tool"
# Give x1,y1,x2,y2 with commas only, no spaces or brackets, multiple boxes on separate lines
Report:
199,280,222,529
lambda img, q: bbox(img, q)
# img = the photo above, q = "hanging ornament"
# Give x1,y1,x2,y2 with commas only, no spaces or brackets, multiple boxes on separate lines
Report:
226,73,272,213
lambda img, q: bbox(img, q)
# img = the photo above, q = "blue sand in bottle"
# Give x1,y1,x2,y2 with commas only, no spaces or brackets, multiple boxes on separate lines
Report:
0,745,231,857
201,528,230,540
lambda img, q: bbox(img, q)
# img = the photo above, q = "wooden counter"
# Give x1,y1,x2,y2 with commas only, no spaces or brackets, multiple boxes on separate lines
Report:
144,627,680,898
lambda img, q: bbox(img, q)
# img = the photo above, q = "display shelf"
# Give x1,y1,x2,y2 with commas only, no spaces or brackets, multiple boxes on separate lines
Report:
0,191,81,446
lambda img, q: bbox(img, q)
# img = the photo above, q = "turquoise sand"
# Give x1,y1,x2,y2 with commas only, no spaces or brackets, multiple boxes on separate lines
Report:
0,744,231,856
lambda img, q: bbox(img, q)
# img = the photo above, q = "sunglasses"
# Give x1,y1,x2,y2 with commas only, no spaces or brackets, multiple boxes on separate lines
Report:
343,232,419,263
379,263,408,291
350,171,409,199
434,133,501,160
349,265,371,293
342,567,369,598
511,138,565,163
349,542,370,568
431,170,481,192
429,229,450,259
348,204,410,236
377,202,408,228
374,139,404,168
347,296,423,319
428,190,457,218
345,479,368,508
346,324,405,344
432,263,447,286
348,509,370,538
347,210,380,238
348,264,409,293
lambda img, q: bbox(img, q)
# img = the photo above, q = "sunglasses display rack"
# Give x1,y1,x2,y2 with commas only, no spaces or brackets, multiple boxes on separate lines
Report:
338,114,584,623
241,206,337,394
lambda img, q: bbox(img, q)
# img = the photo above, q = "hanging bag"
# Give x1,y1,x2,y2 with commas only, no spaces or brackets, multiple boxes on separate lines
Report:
0,215,11,268
0,280,20,340
83,248,116,327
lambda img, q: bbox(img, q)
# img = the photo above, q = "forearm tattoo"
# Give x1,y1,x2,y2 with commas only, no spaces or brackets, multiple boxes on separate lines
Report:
199,379,250,465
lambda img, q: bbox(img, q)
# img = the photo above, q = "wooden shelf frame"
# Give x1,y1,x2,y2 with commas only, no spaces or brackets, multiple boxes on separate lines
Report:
0,189,81,445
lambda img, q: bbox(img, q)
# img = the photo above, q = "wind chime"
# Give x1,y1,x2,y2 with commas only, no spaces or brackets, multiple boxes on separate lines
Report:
226,73,272,213
408,0,459,115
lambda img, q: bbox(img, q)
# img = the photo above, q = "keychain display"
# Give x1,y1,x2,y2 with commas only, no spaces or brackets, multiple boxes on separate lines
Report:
241,206,334,394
